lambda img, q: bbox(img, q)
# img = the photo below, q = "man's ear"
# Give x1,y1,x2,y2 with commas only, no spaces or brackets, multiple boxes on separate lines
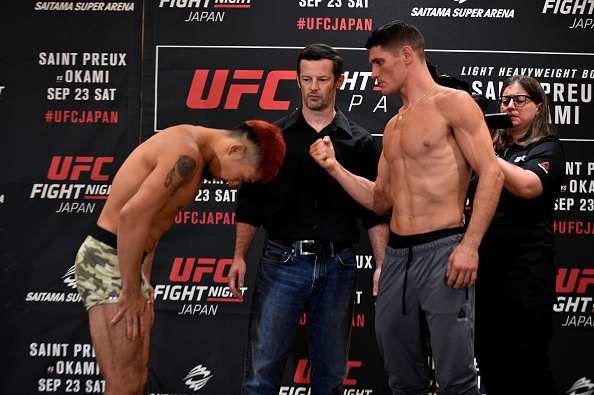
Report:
336,74,345,89
227,143,247,159
402,45,414,64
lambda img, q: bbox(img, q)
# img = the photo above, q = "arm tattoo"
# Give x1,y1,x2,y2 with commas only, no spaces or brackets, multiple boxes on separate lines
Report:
164,155,197,189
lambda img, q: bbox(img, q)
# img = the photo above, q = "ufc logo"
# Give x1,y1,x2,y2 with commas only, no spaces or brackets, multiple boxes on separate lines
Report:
186,69,297,110
47,156,114,181
294,359,361,386
169,257,231,284
557,268,594,294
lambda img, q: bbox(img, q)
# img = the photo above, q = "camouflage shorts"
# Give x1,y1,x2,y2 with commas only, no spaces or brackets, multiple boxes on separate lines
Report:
75,235,150,310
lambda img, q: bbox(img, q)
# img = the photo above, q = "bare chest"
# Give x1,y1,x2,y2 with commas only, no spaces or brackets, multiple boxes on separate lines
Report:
384,120,450,163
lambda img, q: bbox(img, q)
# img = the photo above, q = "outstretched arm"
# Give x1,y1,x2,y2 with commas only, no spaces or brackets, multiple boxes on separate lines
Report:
310,136,392,215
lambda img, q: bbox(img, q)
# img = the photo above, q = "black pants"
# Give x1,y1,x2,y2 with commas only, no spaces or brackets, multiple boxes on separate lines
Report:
475,255,557,395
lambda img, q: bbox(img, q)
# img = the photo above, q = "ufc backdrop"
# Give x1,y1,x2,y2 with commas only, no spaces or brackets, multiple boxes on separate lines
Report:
0,0,593,394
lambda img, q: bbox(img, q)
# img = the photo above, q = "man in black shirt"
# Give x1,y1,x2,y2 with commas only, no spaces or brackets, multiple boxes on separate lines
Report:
227,44,390,394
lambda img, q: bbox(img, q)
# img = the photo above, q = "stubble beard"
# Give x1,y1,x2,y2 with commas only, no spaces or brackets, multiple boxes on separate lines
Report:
305,95,328,112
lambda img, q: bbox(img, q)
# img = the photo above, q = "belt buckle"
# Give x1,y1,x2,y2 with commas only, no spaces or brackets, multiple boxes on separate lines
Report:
298,240,316,256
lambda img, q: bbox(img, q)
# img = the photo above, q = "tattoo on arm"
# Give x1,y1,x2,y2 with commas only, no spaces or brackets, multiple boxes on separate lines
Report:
164,155,197,190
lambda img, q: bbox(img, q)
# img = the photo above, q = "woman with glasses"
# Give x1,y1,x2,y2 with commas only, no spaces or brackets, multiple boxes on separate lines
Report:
466,75,564,394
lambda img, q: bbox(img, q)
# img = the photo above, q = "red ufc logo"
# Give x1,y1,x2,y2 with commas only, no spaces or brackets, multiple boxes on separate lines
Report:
47,156,114,181
557,268,594,294
294,359,361,386
169,257,232,284
186,69,296,110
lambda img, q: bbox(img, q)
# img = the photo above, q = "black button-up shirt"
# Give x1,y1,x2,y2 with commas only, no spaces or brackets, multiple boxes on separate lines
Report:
236,106,389,244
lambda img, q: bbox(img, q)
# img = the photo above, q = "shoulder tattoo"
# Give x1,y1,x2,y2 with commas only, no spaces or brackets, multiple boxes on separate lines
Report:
164,155,197,189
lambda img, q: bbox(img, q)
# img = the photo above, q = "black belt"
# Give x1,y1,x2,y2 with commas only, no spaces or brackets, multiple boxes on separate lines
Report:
270,238,350,256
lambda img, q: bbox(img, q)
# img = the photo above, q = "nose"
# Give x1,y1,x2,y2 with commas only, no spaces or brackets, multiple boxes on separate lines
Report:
310,79,319,91
371,64,381,79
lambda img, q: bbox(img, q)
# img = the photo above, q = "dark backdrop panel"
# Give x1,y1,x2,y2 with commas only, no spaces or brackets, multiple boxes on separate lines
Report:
0,1,143,393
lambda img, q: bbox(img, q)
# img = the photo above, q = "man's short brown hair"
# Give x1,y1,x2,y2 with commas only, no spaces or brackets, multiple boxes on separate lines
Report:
365,20,426,60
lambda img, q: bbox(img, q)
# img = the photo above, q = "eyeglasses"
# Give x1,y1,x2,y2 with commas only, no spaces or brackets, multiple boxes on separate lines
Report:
497,95,535,107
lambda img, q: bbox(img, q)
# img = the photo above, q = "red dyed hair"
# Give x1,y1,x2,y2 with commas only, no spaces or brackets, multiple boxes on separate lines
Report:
244,120,286,184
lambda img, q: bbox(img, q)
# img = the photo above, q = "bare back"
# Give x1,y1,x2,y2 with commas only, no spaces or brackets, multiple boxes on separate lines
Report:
97,125,206,252
383,87,477,235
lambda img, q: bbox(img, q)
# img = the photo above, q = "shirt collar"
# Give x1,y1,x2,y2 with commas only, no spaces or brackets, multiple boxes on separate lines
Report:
284,106,354,138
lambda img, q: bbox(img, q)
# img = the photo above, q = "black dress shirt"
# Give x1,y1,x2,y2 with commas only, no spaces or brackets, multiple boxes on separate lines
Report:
236,106,389,244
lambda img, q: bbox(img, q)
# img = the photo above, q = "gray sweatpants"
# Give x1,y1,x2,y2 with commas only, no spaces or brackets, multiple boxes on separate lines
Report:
375,229,479,395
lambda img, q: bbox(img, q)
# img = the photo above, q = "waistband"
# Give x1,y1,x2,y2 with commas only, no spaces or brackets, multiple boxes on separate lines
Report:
91,225,117,249
388,227,465,249
90,225,150,262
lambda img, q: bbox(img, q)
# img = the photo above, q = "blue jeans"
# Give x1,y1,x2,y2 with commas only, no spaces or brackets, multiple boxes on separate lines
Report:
242,239,357,395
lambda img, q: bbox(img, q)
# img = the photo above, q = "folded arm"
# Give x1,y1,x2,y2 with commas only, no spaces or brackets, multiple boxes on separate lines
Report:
310,136,392,215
